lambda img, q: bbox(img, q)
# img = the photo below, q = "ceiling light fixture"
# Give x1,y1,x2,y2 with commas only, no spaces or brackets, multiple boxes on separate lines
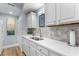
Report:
9,11,13,14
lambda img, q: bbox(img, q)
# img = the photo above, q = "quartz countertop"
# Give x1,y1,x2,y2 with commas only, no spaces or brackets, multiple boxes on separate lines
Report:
22,35,79,56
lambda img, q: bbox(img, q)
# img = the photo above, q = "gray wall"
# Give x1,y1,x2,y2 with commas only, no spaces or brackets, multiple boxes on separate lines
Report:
17,12,27,48
3,15,18,46
0,14,18,46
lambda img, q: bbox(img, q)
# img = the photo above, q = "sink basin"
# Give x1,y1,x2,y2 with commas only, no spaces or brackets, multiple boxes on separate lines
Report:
30,37,44,41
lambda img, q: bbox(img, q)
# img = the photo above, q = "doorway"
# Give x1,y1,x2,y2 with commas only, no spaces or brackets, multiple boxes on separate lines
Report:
4,16,17,46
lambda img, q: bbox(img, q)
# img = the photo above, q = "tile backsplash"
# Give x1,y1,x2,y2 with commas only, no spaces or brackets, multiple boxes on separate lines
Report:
34,24,79,44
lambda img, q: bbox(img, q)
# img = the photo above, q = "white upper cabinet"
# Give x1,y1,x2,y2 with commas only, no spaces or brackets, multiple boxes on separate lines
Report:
56,3,75,24
26,12,37,28
59,3,75,19
45,3,79,26
45,3,56,26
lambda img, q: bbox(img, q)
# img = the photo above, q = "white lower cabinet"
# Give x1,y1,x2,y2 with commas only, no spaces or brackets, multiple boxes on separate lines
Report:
29,46,36,56
22,38,25,52
22,37,62,56
22,38,30,56
37,45,48,56
24,45,30,56
36,50,45,56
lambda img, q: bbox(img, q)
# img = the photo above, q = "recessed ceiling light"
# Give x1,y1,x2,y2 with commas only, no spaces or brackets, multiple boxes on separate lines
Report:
9,11,13,14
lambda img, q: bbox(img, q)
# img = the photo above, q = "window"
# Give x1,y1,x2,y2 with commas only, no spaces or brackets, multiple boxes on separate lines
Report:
39,14,45,27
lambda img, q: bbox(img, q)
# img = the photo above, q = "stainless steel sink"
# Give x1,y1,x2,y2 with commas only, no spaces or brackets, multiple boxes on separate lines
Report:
30,37,44,41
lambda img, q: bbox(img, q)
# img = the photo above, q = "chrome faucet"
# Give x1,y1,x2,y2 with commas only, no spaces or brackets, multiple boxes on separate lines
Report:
32,28,36,37
32,31,34,37
39,27,42,38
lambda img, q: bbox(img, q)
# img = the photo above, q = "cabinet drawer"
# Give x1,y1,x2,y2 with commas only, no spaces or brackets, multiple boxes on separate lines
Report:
37,45,48,56
30,42,37,48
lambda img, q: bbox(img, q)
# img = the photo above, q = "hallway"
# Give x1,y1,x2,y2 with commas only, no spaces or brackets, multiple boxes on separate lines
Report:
1,46,25,56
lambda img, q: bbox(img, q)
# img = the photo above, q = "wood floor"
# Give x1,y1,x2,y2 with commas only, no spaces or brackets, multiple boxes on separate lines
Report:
1,46,26,56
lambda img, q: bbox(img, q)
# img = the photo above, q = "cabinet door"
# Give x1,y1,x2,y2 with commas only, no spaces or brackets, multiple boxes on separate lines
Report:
24,44,30,56
31,12,37,28
30,46,36,56
22,38,30,56
22,42,25,53
26,13,32,28
22,38,26,51
19,37,23,51
45,3,56,26
57,3,75,23
36,50,45,56
26,12,36,28
24,39,30,55
24,38,30,47
37,45,48,56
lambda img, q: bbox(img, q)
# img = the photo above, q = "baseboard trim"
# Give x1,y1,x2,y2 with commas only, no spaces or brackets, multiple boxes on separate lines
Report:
2,43,20,49
0,43,20,55
22,51,26,56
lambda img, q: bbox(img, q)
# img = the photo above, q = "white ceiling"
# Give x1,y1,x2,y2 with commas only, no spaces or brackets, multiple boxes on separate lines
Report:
0,3,21,16
0,3,44,16
23,3,44,13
